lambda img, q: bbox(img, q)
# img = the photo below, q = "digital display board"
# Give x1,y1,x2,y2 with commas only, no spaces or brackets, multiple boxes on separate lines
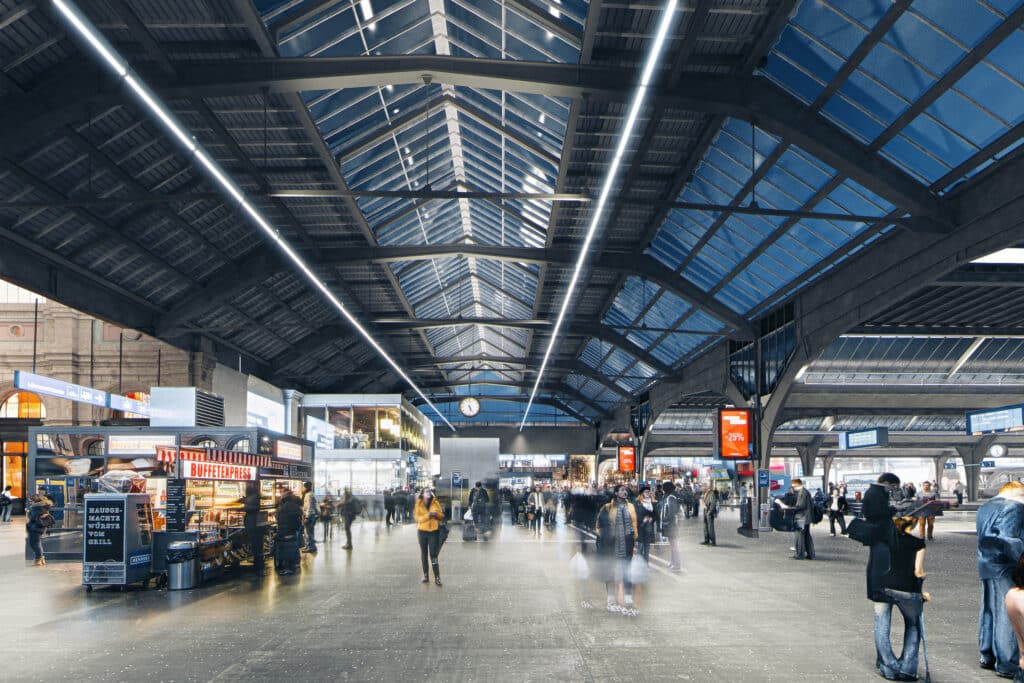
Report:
715,408,754,459
617,445,636,473
967,404,1024,435
838,427,889,450
275,441,303,462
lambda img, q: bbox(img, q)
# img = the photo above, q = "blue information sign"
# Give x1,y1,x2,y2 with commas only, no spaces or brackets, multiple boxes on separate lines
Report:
108,393,150,417
14,370,107,407
967,404,1024,436
838,428,889,450
757,469,770,488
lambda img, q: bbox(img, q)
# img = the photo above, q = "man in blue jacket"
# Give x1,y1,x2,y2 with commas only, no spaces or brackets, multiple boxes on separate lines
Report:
977,480,1024,677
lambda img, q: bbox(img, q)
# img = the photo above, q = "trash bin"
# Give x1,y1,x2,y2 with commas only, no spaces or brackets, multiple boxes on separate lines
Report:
166,540,199,590
451,500,462,524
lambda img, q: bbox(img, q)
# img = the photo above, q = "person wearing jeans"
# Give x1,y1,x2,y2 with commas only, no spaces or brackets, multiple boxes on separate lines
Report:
414,489,444,585
660,482,682,571
978,481,1024,677
874,516,928,681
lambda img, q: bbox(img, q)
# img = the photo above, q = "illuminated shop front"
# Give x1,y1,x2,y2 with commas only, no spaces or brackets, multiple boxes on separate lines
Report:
301,394,433,494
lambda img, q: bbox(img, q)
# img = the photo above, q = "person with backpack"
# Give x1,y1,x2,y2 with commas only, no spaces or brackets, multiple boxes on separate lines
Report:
0,485,14,522
26,487,54,566
660,481,682,571
874,516,930,681
339,488,362,550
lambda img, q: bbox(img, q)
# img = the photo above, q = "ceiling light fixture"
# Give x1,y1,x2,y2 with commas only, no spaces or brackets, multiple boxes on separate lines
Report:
519,0,679,430
52,0,456,432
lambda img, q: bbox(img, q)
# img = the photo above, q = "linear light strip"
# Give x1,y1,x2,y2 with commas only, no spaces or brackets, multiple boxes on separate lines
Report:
52,0,456,432
520,0,679,430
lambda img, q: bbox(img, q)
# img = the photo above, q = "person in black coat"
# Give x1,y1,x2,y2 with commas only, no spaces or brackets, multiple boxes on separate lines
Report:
827,485,849,536
633,485,658,562
384,489,395,527
275,488,303,575
864,473,901,602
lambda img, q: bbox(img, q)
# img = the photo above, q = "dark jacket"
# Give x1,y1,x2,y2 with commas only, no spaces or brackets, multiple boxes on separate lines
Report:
276,493,303,537
26,498,51,533
469,487,489,507
977,491,1024,579
634,499,658,543
863,483,898,601
595,500,638,556
793,488,812,522
827,491,848,514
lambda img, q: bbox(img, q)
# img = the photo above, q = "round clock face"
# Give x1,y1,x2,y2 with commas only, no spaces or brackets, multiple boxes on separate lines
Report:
459,397,480,417
989,443,1008,458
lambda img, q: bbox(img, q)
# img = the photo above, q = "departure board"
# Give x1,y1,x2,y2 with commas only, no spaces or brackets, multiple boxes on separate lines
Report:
967,404,1024,435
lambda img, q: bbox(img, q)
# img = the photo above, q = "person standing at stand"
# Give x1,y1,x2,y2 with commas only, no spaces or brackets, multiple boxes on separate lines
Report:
275,488,303,575
300,482,318,553
241,482,264,573
414,489,444,586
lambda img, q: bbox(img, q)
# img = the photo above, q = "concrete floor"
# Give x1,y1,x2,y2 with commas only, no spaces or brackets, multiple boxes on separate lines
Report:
0,509,1000,682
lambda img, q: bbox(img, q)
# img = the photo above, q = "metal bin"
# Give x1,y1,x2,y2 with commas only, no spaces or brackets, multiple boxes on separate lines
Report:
166,540,199,590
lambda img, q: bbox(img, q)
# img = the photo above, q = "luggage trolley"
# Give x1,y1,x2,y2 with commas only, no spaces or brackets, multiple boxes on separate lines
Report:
82,493,155,592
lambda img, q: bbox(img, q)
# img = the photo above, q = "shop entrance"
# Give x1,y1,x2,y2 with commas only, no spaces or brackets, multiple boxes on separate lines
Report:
0,390,46,515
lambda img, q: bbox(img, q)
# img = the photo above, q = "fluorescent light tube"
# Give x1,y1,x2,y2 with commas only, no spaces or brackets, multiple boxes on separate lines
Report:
53,0,455,432
520,0,678,429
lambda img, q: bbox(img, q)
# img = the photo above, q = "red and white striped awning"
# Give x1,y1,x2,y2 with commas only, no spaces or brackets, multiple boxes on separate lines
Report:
154,446,271,469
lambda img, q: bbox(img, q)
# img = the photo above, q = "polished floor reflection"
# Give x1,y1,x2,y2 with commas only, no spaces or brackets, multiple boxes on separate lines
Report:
0,510,994,681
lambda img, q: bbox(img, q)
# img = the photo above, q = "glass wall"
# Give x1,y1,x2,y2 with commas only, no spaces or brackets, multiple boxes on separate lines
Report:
302,401,431,458
316,458,405,495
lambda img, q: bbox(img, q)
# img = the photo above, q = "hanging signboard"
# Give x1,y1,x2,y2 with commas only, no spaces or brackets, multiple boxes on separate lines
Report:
275,441,303,462
838,427,889,450
715,408,755,459
181,460,257,481
617,445,637,473
15,370,106,408
967,404,1024,435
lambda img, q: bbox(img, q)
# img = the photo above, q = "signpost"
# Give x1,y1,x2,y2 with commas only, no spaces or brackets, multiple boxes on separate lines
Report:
757,469,770,488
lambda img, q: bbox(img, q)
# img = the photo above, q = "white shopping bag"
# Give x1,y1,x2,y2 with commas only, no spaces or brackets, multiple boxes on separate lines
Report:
629,555,650,583
570,551,590,580
464,508,473,521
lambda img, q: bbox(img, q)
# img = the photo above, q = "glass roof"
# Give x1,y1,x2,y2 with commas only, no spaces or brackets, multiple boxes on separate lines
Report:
764,0,1024,192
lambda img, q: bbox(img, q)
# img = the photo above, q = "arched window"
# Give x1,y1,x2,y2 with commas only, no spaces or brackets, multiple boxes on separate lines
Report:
0,391,46,419
228,438,251,453
191,438,218,448
85,439,105,456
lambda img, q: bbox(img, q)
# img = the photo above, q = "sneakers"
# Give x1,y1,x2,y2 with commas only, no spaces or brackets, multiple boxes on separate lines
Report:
434,576,442,586
33,558,45,566
421,574,429,583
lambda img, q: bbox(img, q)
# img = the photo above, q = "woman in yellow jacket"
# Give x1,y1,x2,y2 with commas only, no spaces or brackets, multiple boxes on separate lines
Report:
414,489,445,586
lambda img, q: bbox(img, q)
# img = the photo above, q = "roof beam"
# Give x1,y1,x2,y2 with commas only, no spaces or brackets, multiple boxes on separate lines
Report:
320,244,756,338
2,57,944,220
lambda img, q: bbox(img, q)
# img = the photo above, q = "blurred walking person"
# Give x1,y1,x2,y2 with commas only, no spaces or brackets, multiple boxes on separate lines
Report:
596,484,638,615
319,493,335,542
828,485,848,536
660,482,682,571
340,488,361,550
916,481,938,540
26,487,53,566
527,485,544,535
414,488,444,586
384,489,395,527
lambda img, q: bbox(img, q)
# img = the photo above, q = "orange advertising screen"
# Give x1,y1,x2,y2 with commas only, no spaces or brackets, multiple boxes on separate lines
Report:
617,445,636,473
717,408,754,459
